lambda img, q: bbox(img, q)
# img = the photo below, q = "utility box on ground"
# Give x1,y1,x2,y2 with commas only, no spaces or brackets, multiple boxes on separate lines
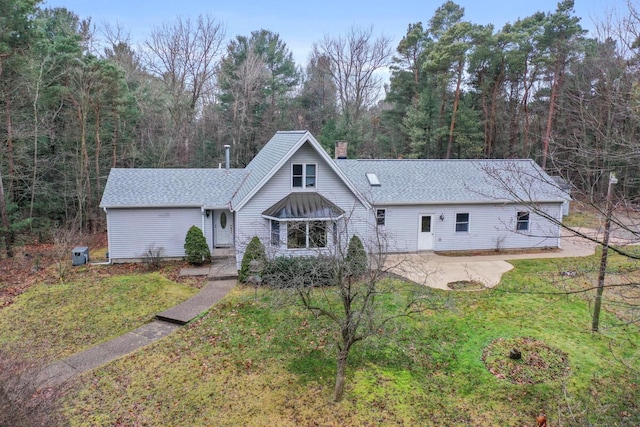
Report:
72,246,89,266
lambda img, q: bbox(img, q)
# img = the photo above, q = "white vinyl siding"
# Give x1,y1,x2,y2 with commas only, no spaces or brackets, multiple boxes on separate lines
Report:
235,142,369,268
204,210,213,250
107,207,203,260
375,203,562,253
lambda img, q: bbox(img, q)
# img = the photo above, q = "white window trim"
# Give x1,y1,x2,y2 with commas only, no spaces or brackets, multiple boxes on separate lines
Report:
516,211,530,232
455,212,470,233
291,163,317,189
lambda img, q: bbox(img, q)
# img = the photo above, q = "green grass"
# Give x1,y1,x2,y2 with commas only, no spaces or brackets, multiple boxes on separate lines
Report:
58,256,640,426
563,210,602,228
2,255,638,425
0,270,197,363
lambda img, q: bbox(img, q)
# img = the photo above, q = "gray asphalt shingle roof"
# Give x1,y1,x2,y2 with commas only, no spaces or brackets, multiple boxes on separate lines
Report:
100,168,248,208
335,159,567,205
100,131,566,209
231,131,309,207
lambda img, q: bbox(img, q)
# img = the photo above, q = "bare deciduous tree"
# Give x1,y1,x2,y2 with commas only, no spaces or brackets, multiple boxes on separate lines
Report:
261,216,438,402
314,26,392,127
144,14,225,162
217,47,269,166
480,161,640,332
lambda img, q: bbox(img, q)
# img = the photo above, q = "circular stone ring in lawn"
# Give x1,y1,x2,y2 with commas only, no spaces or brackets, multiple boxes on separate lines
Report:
482,337,570,384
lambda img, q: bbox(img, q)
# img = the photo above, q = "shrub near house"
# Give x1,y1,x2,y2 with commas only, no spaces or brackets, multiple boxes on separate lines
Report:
184,226,211,265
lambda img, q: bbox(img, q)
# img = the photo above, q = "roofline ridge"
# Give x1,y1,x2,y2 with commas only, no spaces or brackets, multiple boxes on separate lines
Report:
341,158,535,162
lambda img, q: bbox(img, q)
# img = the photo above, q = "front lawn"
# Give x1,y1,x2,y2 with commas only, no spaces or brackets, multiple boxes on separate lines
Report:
0,267,198,364
60,255,639,426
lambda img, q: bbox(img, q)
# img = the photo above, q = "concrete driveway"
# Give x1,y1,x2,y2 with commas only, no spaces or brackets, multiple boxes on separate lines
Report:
384,233,597,290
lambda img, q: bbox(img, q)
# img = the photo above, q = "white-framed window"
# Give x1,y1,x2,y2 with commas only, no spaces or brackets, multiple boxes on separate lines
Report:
455,213,469,233
516,211,530,231
271,220,280,246
292,163,316,188
287,221,327,249
376,209,386,226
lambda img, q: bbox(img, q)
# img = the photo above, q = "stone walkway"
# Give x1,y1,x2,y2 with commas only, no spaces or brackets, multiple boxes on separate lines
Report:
157,280,236,324
29,278,237,390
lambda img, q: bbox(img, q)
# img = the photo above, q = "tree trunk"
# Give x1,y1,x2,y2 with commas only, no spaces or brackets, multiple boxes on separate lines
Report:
507,82,520,157
333,348,349,402
521,56,531,158
541,61,562,170
5,98,14,199
0,165,14,258
446,59,464,159
94,108,102,233
437,92,447,157
77,104,91,230
30,69,42,220
479,71,490,157
112,114,119,168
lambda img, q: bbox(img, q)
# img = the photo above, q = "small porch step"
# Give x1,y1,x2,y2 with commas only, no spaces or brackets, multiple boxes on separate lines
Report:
179,255,238,280
208,256,238,281
212,247,235,259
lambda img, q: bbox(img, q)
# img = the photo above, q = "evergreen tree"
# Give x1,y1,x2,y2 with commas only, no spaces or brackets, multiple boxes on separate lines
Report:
184,225,211,265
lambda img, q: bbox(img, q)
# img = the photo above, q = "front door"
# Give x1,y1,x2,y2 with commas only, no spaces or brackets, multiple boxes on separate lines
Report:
213,210,233,247
417,214,434,251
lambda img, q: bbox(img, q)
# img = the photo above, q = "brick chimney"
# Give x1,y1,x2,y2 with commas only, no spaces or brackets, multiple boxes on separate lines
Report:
335,141,348,159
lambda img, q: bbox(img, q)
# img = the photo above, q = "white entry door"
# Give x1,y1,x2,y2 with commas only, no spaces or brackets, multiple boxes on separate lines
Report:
213,210,233,247
417,214,434,250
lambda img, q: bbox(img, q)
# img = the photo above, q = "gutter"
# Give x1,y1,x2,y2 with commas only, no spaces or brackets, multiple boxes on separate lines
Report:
100,204,205,209
371,199,566,207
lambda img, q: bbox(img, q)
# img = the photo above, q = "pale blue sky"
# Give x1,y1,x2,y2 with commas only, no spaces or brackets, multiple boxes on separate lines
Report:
42,0,628,65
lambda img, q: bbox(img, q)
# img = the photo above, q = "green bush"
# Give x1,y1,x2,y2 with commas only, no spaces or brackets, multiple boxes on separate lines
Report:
239,236,267,282
184,226,211,265
262,256,335,288
346,235,367,277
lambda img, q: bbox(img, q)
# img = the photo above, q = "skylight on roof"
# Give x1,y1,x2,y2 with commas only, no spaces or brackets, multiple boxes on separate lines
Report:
366,173,380,186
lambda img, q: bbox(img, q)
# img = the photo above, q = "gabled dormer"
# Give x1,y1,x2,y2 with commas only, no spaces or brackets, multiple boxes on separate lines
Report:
231,130,369,211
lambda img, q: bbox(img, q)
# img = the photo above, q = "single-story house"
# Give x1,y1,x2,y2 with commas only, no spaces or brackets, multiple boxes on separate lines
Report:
100,130,568,268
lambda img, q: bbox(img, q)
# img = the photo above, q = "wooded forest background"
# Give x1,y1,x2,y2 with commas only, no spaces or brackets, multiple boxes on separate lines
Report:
1,0,640,255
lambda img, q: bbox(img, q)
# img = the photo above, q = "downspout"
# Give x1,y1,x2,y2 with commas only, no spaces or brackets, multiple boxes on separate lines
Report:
201,206,212,255
228,201,238,271
201,206,208,254
96,207,112,265
558,204,563,249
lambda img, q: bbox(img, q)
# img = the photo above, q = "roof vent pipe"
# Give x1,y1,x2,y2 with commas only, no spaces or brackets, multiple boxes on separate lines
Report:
224,145,230,170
